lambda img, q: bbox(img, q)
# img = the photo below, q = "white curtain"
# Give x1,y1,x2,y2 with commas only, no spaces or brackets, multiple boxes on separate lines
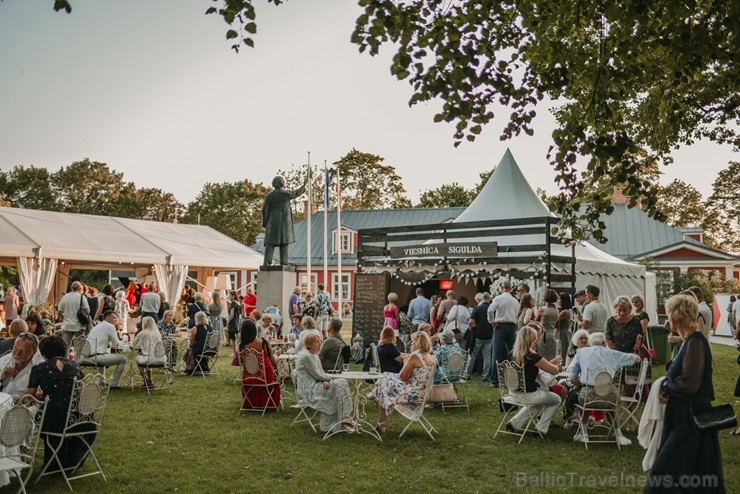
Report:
17,256,58,316
154,264,189,309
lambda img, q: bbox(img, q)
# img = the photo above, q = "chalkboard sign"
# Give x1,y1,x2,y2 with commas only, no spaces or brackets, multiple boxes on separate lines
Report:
352,273,389,347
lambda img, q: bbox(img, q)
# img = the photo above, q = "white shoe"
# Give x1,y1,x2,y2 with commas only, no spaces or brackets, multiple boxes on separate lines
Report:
574,433,589,443
166,373,174,385
616,435,632,446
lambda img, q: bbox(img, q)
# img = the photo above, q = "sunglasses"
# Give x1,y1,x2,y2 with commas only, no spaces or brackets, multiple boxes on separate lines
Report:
18,331,39,346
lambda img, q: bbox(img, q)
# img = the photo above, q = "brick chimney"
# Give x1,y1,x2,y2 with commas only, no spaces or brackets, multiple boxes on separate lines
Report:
613,187,641,208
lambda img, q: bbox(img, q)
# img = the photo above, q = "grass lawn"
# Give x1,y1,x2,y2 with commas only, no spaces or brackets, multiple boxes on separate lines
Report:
22,341,740,494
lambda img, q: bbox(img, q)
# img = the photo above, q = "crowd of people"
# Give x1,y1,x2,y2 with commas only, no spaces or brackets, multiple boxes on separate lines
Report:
0,276,732,492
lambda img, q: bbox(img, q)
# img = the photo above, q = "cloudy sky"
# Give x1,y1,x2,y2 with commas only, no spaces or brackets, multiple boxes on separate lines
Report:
0,0,736,205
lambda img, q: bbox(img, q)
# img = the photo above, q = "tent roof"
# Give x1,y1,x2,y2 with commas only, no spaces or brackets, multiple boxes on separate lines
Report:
0,206,263,269
454,148,555,223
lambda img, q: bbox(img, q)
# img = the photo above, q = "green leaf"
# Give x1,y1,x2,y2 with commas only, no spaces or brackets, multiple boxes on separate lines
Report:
245,22,257,34
226,30,239,40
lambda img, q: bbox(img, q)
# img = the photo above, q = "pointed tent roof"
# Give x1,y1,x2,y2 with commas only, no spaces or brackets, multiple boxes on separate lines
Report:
454,148,554,223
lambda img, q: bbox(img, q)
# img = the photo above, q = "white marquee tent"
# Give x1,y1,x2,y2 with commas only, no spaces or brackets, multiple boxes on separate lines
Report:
0,206,263,311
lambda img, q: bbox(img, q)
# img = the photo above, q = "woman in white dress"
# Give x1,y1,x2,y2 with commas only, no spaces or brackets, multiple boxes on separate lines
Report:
131,316,171,388
114,290,131,340
294,333,353,433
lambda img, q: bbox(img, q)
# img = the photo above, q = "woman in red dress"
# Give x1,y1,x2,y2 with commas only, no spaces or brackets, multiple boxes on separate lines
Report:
239,319,280,411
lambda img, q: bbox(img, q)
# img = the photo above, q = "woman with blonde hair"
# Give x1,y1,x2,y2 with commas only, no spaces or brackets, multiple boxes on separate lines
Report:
294,315,320,352
605,296,643,354
377,326,404,373
646,294,724,492
294,332,354,432
114,290,131,340
131,316,171,388
506,326,562,437
631,294,650,333
0,318,28,356
383,292,400,330
372,330,435,433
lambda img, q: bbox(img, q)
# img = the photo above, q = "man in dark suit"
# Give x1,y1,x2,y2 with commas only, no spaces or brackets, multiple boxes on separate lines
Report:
262,176,306,266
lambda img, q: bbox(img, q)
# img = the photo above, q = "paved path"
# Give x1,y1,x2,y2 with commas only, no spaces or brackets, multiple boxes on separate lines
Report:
710,335,737,347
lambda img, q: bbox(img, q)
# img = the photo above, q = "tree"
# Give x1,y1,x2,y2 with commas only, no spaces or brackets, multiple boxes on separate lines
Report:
654,180,707,229
277,163,322,223
111,186,184,222
48,1,740,240
417,183,471,208
182,179,268,245
705,162,740,254
333,149,411,210
51,159,129,216
0,165,59,210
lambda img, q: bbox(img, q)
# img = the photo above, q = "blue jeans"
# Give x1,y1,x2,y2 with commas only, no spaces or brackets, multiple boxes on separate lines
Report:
491,323,517,385
466,338,492,380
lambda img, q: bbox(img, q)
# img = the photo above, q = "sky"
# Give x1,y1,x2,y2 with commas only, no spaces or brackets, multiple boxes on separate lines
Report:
0,0,736,206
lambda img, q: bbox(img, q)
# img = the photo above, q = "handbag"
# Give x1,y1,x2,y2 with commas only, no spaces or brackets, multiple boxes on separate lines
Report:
690,402,737,433
428,383,457,403
76,294,90,325
462,326,476,350
231,351,240,367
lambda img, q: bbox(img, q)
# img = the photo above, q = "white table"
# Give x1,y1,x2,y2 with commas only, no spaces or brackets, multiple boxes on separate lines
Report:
324,371,384,441
276,354,298,402
0,392,16,487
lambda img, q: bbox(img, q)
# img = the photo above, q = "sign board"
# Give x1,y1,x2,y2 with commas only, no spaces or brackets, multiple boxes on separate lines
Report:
389,242,498,259
352,273,389,347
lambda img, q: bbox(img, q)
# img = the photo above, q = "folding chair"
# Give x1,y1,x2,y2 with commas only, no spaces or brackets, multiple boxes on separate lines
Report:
232,350,244,384
0,395,47,494
239,348,282,416
435,349,470,412
574,368,623,449
193,331,220,378
36,373,111,490
394,363,438,440
620,358,650,431
494,360,542,443
135,340,173,394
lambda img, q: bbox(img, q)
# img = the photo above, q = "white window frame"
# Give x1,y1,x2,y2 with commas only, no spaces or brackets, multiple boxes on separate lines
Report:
249,271,258,295
332,230,354,255
299,272,318,296
331,273,351,302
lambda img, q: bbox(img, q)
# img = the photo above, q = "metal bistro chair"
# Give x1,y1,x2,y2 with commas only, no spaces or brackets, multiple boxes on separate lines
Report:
135,340,173,394
238,348,282,416
435,349,470,412
289,369,318,433
494,360,542,443
71,336,98,375
620,358,650,431
36,373,111,490
574,368,623,449
0,395,47,494
395,362,438,441
332,345,351,372
193,331,221,378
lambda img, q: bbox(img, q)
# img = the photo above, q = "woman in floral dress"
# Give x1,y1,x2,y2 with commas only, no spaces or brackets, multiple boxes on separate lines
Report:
372,331,435,432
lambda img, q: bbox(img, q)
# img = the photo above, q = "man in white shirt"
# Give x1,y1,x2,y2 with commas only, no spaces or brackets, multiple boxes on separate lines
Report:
487,281,519,387
58,281,90,345
86,311,126,389
577,285,608,334
0,332,44,398
140,283,161,322
567,332,640,445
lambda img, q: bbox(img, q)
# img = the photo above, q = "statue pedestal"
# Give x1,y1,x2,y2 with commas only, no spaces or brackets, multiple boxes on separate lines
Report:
257,266,296,317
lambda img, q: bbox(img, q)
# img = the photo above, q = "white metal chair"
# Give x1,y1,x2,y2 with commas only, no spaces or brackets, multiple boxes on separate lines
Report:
433,349,470,412
193,331,220,378
36,373,111,490
494,360,542,443
0,395,47,494
394,363,437,440
369,343,380,370
620,358,650,431
135,340,173,394
289,369,318,433
71,336,97,374
574,368,623,449
239,348,282,416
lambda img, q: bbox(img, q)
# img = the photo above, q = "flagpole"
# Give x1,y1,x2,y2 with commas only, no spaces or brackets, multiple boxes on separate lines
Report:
323,160,328,295
306,151,312,295
336,163,342,320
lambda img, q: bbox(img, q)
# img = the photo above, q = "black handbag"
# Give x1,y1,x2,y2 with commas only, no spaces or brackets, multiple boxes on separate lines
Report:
690,402,737,433
76,294,90,325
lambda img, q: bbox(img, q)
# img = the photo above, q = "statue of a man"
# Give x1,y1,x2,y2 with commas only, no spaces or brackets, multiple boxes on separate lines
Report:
262,176,306,266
